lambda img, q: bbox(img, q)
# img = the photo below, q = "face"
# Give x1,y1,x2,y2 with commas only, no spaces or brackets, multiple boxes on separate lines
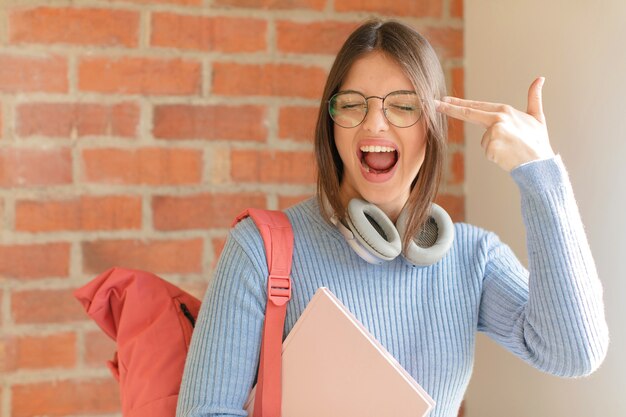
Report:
334,51,428,221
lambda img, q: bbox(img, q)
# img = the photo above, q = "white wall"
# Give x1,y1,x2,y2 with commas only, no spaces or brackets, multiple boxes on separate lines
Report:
464,1,626,416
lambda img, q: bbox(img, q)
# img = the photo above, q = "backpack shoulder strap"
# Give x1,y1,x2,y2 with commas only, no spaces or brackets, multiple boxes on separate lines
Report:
232,208,293,417
233,208,293,306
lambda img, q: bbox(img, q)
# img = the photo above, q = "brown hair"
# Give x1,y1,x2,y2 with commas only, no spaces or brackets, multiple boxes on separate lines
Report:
315,19,449,250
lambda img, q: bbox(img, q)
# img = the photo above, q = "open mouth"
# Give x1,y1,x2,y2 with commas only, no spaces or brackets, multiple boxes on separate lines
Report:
358,145,399,174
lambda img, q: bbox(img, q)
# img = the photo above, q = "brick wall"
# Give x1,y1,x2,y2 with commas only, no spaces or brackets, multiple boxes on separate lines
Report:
0,1,464,416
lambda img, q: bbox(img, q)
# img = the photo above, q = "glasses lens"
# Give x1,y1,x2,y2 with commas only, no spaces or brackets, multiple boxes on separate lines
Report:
384,92,422,127
329,92,367,128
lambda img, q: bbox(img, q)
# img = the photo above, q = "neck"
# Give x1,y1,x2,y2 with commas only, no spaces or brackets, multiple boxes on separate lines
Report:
374,202,403,223
337,188,407,224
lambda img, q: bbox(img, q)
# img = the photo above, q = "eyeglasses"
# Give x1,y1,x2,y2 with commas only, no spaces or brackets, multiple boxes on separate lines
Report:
328,90,424,128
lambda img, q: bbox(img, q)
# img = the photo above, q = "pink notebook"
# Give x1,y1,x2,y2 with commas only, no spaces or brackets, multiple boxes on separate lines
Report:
244,287,435,417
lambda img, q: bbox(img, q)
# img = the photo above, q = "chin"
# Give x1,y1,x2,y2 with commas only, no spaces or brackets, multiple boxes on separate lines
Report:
356,186,406,209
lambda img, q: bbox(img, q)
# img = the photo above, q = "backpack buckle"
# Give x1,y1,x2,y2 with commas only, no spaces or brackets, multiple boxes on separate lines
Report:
268,274,291,306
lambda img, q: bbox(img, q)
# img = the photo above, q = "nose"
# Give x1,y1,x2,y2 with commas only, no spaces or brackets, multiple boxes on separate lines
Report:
361,97,389,133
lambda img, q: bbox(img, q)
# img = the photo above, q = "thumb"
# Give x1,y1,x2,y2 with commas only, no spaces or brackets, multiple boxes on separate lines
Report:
527,77,546,124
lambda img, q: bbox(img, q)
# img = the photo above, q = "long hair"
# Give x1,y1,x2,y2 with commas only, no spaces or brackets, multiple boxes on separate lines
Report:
315,19,448,250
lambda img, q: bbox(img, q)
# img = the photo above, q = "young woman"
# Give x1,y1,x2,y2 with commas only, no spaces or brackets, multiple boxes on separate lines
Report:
177,19,609,417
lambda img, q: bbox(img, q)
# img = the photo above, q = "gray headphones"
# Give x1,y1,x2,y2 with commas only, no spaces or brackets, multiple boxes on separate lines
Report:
330,198,455,267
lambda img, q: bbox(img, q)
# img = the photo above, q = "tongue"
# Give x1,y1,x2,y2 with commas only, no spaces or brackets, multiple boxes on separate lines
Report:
363,151,397,171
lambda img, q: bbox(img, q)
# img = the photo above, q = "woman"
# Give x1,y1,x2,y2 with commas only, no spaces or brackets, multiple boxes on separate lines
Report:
177,19,609,417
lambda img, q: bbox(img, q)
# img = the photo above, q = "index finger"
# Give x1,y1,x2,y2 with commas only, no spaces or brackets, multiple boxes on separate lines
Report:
435,100,497,128
441,96,505,112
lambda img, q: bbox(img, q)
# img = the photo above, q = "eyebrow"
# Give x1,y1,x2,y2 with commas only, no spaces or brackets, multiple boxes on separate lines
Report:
337,89,418,96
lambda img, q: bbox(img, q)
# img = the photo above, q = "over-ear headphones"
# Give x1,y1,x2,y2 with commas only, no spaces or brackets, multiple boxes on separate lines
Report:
329,198,455,267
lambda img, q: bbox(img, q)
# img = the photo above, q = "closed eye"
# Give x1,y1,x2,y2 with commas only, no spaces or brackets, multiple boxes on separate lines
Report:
389,104,417,111
341,103,366,110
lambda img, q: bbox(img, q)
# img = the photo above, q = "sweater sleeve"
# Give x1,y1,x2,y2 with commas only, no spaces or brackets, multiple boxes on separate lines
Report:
476,154,609,377
176,219,268,417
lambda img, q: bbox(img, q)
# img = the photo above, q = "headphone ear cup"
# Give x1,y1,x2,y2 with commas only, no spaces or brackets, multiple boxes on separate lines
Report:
345,199,402,262
396,203,455,267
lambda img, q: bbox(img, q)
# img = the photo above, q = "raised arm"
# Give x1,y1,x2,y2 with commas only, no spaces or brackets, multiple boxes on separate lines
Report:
436,78,608,376
476,155,609,377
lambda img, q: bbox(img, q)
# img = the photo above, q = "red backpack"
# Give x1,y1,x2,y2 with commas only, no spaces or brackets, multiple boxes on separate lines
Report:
74,208,294,417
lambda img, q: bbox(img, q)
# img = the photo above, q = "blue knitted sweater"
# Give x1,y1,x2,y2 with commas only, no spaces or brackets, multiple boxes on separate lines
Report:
177,155,609,417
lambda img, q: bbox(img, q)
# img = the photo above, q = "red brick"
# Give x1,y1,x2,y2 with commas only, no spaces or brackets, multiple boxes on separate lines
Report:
82,148,202,185
82,238,203,274
79,57,201,95
0,54,67,93
448,151,464,185
3,332,76,371
277,21,357,54
213,63,325,99
278,194,313,209
179,281,208,301
152,13,266,52
434,193,464,222
231,150,316,184
17,102,139,138
214,0,325,9
153,104,267,141
0,148,72,187
423,27,463,59
9,7,139,47
12,289,85,324
15,196,142,232
0,243,70,279
278,106,317,142
451,67,464,99
85,330,116,367
448,116,464,144
153,193,266,230
335,0,442,17
111,103,141,137
451,0,463,18
12,379,120,417
211,236,227,269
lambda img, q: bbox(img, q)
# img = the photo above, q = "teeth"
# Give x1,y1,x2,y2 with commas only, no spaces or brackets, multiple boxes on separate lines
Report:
360,145,395,153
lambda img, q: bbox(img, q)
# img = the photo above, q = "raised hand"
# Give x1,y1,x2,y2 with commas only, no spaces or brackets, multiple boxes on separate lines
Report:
435,77,555,172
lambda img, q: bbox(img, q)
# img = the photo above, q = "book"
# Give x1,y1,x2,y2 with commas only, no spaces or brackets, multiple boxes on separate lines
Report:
244,286,435,417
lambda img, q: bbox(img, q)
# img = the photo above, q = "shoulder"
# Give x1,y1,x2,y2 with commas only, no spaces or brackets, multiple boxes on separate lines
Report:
451,222,525,278
452,221,492,246
226,213,268,275
284,197,342,242
228,197,336,266
451,221,508,261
